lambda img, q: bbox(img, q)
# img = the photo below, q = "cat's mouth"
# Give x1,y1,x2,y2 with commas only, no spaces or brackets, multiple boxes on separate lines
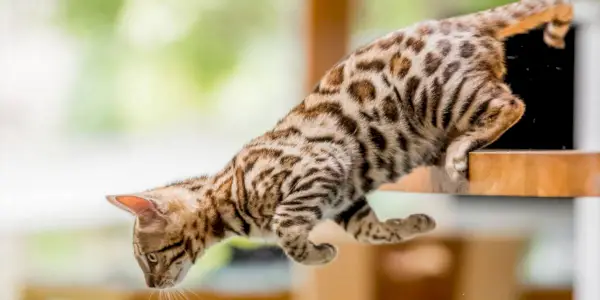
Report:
148,262,192,289
145,273,177,289
148,278,177,289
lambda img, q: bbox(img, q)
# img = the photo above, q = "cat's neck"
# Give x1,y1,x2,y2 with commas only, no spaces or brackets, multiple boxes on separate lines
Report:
189,172,246,244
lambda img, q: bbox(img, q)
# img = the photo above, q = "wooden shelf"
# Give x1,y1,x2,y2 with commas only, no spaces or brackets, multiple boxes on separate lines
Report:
20,285,291,300
380,151,600,198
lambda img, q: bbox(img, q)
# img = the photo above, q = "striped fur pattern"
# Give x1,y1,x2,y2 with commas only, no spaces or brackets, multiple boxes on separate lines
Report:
106,0,572,289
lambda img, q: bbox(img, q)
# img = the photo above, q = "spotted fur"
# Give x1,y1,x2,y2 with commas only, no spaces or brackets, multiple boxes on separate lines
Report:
107,0,572,289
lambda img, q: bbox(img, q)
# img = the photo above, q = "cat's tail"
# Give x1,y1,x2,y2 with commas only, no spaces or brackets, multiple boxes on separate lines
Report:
457,0,573,48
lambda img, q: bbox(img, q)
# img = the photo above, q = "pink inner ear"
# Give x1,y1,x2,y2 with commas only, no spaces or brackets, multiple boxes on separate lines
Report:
110,195,156,216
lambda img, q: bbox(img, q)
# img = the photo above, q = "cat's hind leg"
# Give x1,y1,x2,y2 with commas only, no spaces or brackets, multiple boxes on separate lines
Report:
543,2,573,49
333,197,436,244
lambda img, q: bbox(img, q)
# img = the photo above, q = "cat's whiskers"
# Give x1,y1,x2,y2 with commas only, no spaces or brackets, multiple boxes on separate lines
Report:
184,287,200,299
176,289,189,300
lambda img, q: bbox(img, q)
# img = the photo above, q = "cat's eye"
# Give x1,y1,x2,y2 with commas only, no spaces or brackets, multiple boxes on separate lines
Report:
146,253,158,262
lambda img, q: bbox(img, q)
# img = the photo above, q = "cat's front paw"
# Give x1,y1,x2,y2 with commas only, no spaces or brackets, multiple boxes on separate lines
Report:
445,150,468,181
407,213,437,233
297,243,337,266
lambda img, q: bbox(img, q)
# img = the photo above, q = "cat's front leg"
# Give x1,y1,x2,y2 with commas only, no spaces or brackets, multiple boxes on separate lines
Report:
271,196,336,265
445,84,525,181
445,138,474,181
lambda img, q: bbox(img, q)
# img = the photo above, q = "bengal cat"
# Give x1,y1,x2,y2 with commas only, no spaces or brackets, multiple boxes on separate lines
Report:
106,0,572,289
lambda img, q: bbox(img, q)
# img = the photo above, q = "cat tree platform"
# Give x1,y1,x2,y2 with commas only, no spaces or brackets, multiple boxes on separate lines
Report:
380,150,600,198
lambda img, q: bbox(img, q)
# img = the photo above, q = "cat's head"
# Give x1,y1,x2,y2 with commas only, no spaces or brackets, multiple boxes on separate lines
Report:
106,187,200,289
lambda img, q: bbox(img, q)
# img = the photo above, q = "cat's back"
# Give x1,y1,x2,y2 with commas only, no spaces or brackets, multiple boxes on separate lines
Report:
310,22,497,108
317,21,507,133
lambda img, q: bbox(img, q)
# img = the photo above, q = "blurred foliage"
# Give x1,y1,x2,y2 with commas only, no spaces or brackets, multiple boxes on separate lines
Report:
167,1,278,92
458,0,514,14
354,0,427,32
354,0,514,33
56,0,124,36
54,0,277,133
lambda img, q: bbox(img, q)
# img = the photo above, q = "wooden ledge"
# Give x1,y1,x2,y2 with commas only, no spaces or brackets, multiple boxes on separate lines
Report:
379,150,600,197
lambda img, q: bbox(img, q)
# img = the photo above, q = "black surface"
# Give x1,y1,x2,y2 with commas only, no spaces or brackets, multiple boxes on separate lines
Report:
485,25,576,150
228,245,288,264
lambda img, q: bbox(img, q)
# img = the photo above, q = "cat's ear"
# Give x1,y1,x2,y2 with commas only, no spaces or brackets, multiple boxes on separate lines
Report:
106,194,160,217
